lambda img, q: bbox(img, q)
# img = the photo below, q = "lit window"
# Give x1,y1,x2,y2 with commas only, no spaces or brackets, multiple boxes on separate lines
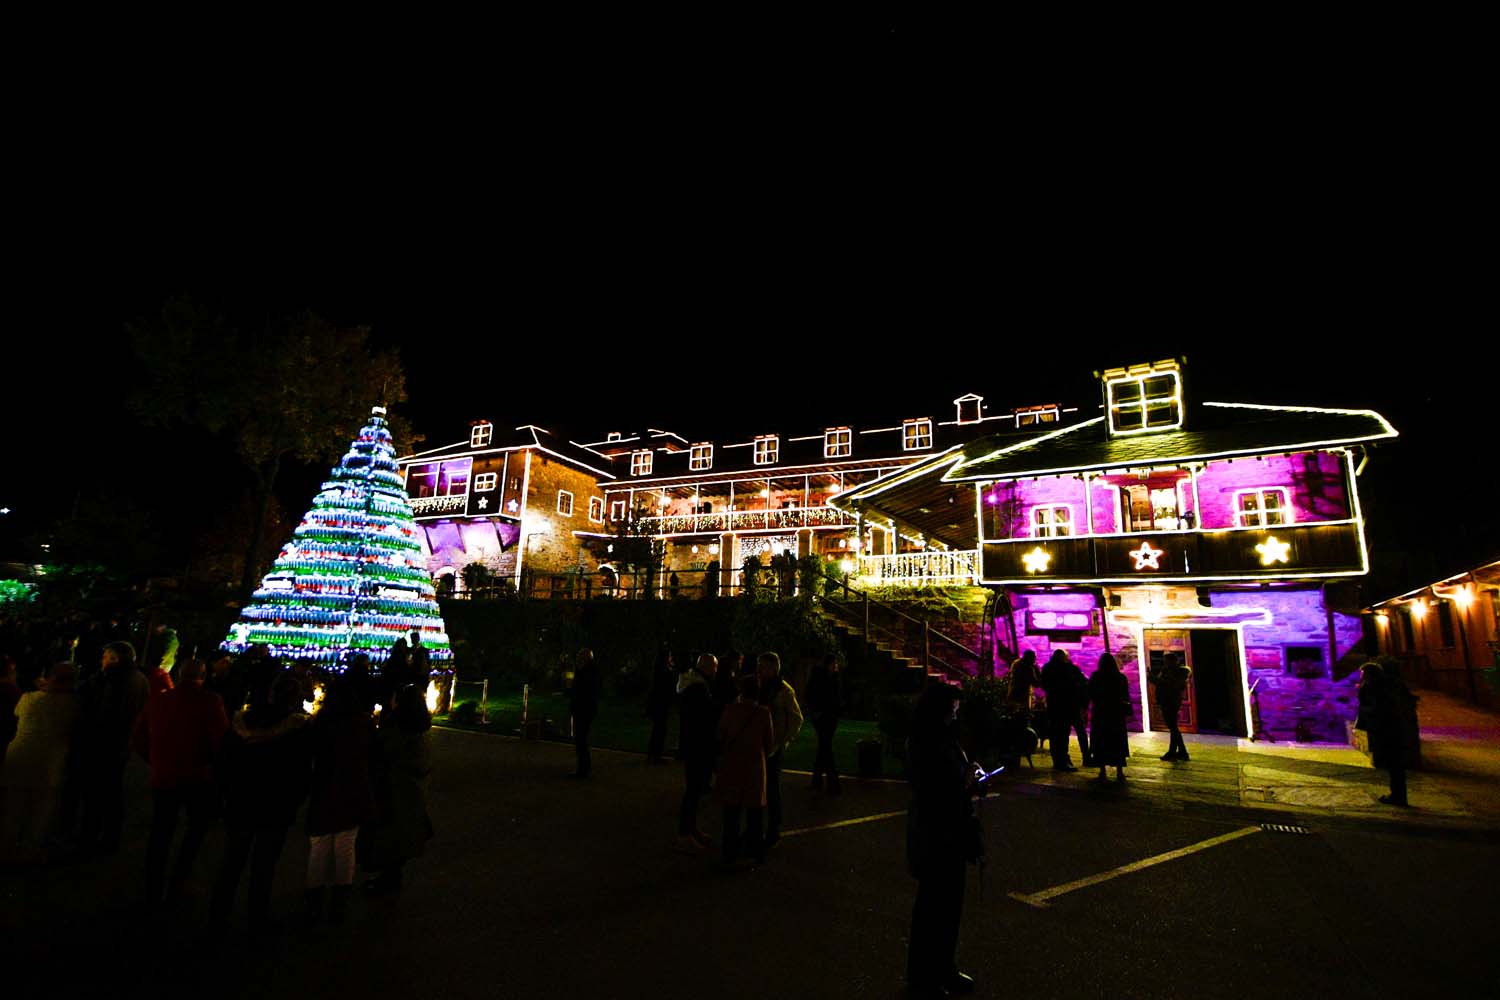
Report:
589,497,604,522
1234,488,1290,528
1017,406,1059,427
470,422,493,448
631,450,653,476
557,491,574,516
407,464,438,498
474,473,498,492
690,443,713,471
824,428,851,458
1031,504,1072,538
610,500,626,522
1107,369,1182,434
903,419,933,451
440,460,471,496
754,436,779,465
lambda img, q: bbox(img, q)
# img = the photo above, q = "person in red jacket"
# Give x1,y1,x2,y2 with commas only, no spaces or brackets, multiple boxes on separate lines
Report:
132,657,229,903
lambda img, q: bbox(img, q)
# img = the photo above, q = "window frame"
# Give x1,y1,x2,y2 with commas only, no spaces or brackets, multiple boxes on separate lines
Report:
1107,370,1182,434
902,418,933,451
588,497,604,523
473,472,498,492
753,435,779,466
470,423,494,448
824,427,852,458
689,443,713,471
610,499,626,522
630,450,653,476
1233,487,1292,528
557,491,574,517
1030,504,1073,538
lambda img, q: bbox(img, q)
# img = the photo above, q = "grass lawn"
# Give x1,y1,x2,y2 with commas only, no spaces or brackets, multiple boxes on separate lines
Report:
444,691,886,775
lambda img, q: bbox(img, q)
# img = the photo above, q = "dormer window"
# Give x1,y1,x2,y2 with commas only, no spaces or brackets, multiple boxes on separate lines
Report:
690,443,713,471
1103,360,1183,436
754,436,779,466
470,422,493,448
1016,405,1059,427
606,432,623,442
954,394,983,424
631,450,653,476
824,428,851,458
903,419,933,451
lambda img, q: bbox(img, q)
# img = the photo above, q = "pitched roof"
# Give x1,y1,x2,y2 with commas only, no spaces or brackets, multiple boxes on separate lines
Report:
945,402,1397,482
399,425,617,479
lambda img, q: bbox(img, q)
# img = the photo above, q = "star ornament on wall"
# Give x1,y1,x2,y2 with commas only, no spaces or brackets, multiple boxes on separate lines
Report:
1256,535,1291,565
1022,547,1051,573
506,499,520,513
1129,542,1164,570
477,497,489,509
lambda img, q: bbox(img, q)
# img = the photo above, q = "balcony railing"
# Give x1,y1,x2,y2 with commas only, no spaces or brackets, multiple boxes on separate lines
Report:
634,505,856,535
856,550,979,587
979,521,1365,583
411,495,466,516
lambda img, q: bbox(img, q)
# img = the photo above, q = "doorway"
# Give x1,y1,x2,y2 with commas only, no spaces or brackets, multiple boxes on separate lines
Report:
1143,627,1246,736
1144,629,1197,733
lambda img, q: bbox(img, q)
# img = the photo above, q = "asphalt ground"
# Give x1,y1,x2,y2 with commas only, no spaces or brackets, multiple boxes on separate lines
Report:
3,728,1496,999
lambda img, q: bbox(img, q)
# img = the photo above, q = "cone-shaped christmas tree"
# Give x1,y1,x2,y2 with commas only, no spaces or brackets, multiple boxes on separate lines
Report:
222,406,452,668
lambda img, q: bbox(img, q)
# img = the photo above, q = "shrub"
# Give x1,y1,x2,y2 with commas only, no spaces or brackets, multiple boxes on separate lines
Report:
450,700,480,724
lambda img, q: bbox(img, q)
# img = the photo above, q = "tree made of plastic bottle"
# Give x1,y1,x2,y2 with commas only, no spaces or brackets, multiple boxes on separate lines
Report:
222,406,452,669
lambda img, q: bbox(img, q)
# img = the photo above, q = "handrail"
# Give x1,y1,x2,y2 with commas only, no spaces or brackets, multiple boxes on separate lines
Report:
817,566,980,682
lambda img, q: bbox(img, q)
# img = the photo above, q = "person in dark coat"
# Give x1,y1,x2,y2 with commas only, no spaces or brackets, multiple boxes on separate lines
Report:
716,673,773,867
1006,650,1039,710
906,683,983,999
673,654,718,853
204,651,248,722
1153,652,1192,761
358,683,434,893
304,675,376,923
1356,662,1409,807
1040,651,1087,771
1087,653,1131,783
805,653,842,794
711,648,740,716
567,648,601,778
209,675,311,934
644,646,675,765
74,640,149,853
132,658,229,903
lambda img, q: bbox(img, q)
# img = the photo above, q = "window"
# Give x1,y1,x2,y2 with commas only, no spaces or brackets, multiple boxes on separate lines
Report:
903,419,933,450
754,436,779,465
1399,609,1415,650
474,473,498,492
1234,488,1290,528
1017,406,1059,427
1285,646,1325,678
588,497,604,522
610,500,626,522
1107,369,1182,433
631,450,653,476
1437,601,1456,648
824,428,851,458
470,422,493,448
557,491,574,516
954,394,983,424
606,432,622,442
1031,504,1072,538
690,443,713,471
439,459,471,496
407,463,437,498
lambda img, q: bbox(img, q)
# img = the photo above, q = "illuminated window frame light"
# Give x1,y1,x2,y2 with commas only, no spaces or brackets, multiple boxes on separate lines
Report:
470,422,493,448
1106,366,1183,437
630,450,653,476
689,443,713,471
588,496,604,523
609,499,626,522
1031,504,1072,538
902,418,933,451
474,472,498,492
1233,487,1292,528
753,436,779,466
824,427,852,458
556,491,574,517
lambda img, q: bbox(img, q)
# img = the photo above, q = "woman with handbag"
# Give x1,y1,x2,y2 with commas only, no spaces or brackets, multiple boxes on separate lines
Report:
905,683,982,999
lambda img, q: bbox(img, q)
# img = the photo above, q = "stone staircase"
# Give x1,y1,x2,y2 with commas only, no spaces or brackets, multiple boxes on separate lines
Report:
815,603,948,691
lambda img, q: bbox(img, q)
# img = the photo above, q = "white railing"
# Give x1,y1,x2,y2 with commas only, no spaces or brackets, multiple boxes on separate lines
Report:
635,505,856,535
411,495,466,515
856,550,978,586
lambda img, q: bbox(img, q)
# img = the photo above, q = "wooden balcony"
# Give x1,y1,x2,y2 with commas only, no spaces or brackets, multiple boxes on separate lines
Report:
634,505,857,535
980,521,1365,584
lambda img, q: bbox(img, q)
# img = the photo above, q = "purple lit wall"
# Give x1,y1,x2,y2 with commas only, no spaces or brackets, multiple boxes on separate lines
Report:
984,477,1088,539
1194,451,1350,528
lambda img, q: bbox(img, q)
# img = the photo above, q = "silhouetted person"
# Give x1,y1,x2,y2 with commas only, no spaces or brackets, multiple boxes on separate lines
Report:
1040,651,1086,771
711,648,740,716
1007,650,1038,711
133,657,229,903
674,654,718,853
567,648,600,778
359,683,434,894
1088,653,1130,783
210,675,311,935
304,676,375,924
1154,652,1192,761
645,646,675,765
906,683,982,999
1,662,77,860
205,651,248,722
1357,662,1408,807
717,673,773,867
757,652,802,849
806,653,842,794
76,641,148,853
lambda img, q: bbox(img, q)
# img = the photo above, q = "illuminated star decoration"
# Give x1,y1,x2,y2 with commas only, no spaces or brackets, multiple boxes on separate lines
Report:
1022,547,1051,573
477,497,489,509
1256,535,1291,565
506,499,520,513
1129,542,1164,570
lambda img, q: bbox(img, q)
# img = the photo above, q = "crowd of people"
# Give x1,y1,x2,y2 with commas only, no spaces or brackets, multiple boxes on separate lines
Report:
0,617,437,938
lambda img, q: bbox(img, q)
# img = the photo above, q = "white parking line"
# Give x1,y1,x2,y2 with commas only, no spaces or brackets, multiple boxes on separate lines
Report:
1008,826,1263,908
782,811,908,838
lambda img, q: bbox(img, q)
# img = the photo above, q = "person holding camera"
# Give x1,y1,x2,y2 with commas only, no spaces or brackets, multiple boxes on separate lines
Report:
905,682,984,999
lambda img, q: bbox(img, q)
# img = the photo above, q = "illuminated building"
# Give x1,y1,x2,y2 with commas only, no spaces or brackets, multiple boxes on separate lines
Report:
1366,558,1500,709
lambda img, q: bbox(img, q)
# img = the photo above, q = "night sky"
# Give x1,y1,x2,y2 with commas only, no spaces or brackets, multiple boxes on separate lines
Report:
5,182,1492,600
